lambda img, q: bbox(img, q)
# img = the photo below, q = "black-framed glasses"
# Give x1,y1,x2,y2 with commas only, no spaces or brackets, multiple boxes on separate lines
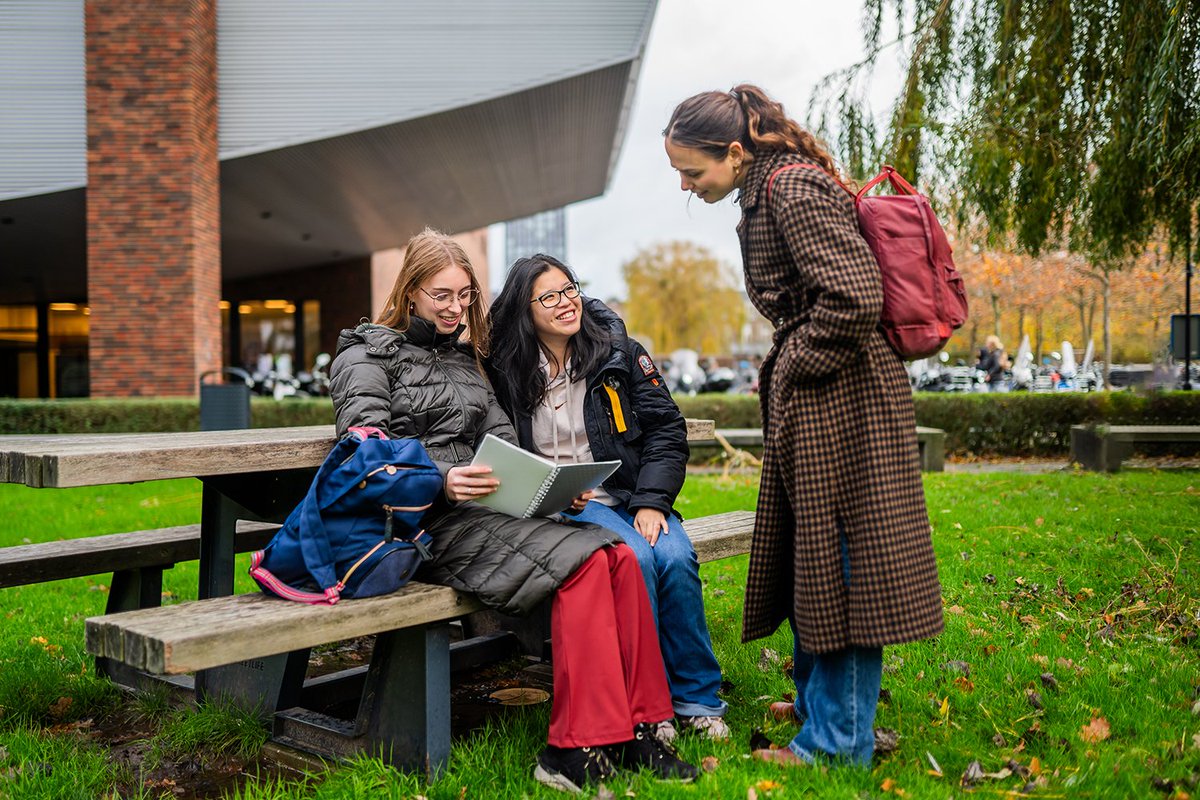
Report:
420,287,480,309
531,282,581,309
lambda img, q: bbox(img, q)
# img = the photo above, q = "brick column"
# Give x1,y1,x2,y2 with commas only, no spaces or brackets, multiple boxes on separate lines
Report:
86,0,220,397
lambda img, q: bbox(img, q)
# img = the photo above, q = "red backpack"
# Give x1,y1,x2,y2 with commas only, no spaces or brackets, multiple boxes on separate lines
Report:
767,164,968,360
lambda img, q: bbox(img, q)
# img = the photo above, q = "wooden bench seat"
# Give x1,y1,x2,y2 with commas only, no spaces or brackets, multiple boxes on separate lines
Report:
0,521,280,589
1,521,279,615
85,510,755,775
698,426,946,471
87,511,753,674
1070,424,1200,472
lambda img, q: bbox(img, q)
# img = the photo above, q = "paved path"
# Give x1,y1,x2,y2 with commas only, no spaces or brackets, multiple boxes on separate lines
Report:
690,456,1199,476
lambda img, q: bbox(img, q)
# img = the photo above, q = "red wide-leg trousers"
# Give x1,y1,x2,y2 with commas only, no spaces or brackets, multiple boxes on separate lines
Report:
547,543,674,747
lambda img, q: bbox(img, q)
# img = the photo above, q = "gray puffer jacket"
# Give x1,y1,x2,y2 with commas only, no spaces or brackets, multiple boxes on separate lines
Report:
329,318,615,616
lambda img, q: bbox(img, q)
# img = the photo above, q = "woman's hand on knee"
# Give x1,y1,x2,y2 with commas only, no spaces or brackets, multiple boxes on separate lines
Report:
445,465,499,502
633,508,668,547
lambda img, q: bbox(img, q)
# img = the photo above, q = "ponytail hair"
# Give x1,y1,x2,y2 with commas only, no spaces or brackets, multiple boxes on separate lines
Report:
664,83,843,182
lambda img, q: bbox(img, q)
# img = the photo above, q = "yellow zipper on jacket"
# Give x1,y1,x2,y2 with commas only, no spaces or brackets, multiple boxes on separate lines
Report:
602,379,627,433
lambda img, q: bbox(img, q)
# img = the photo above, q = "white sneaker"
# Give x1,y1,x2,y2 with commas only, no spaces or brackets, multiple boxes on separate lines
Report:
679,715,731,740
652,719,678,744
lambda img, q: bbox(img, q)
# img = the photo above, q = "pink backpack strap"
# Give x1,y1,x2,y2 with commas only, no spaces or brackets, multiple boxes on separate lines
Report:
347,426,388,441
249,550,340,604
766,163,855,204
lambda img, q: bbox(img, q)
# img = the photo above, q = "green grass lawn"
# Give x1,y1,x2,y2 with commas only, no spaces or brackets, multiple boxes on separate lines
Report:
0,470,1197,799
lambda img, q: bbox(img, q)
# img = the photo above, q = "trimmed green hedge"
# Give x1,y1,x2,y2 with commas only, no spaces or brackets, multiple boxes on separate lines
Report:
0,397,334,435
678,392,1200,457
2,392,1197,457
912,391,1200,456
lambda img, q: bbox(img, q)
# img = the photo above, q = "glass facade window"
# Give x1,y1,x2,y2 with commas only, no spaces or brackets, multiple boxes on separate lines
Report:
0,299,320,397
303,300,322,368
232,299,322,378
0,305,37,398
238,300,297,378
505,208,567,266
0,304,89,398
48,304,89,398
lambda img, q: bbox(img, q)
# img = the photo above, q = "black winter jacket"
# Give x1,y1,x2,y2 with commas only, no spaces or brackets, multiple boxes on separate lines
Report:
328,318,615,616
489,299,689,518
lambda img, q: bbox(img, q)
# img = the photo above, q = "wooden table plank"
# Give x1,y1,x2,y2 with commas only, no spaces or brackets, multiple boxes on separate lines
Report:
684,418,714,442
688,510,755,562
0,421,717,489
9,427,335,488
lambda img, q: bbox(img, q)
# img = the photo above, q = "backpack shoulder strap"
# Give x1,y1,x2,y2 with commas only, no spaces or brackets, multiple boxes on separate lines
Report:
854,165,919,203
766,163,854,204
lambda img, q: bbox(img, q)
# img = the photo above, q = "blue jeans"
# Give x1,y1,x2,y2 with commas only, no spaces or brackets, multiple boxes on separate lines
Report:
566,501,727,718
786,534,883,766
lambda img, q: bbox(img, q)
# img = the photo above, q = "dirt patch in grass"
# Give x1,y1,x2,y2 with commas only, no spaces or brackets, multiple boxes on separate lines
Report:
450,658,552,739
61,708,292,800
69,652,549,798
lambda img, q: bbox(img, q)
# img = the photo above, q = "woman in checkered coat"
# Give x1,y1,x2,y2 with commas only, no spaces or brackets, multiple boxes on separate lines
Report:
664,84,943,767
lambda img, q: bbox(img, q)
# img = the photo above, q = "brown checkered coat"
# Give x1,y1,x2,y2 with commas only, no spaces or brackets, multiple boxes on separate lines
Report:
737,150,944,653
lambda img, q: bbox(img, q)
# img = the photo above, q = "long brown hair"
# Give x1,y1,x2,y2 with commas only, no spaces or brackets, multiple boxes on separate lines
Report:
375,227,491,361
664,83,844,182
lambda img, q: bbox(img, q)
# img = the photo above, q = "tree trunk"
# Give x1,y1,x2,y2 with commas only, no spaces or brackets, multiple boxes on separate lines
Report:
1035,311,1044,365
991,294,1001,336
1076,289,1087,349
1016,306,1025,350
1086,296,1097,347
1101,268,1112,390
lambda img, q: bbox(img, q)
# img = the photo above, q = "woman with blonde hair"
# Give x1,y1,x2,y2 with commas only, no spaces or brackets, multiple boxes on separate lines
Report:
980,335,1009,391
329,228,697,793
663,86,943,767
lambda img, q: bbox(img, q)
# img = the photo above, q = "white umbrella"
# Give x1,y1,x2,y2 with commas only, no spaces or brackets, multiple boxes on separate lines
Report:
1059,341,1077,379
1011,335,1033,387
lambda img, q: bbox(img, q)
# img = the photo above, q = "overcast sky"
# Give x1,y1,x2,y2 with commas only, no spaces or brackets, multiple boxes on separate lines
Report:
488,0,908,301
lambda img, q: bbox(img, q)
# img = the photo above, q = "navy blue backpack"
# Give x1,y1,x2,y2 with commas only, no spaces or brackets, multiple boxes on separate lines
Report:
250,427,444,604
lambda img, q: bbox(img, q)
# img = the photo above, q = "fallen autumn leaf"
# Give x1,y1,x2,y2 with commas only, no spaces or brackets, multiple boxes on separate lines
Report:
1080,717,1111,743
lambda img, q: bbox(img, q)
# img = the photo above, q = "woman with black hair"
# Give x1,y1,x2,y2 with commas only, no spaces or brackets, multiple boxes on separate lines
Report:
488,255,730,742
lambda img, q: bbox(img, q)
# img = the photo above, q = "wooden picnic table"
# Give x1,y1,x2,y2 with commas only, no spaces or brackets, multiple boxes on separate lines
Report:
0,419,725,773
1,421,717,489
1,420,716,595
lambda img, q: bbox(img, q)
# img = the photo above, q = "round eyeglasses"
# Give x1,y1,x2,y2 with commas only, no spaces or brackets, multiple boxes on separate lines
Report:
420,287,480,309
531,282,581,309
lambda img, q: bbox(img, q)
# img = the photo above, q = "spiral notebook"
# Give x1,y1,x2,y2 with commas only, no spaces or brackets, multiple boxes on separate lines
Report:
469,434,620,518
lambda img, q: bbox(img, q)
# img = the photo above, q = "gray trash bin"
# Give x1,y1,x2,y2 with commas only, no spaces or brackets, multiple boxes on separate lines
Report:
199,368,252,431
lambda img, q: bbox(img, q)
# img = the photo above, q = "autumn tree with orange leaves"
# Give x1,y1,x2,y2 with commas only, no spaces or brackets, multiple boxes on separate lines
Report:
945,238,1185,364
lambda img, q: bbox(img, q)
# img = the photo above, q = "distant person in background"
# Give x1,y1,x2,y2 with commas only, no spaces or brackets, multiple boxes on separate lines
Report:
664,84,944,768
487,254,731,742
978,335,1009,391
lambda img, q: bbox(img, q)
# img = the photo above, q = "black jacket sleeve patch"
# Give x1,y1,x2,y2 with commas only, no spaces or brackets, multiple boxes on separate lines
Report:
637,353,657,377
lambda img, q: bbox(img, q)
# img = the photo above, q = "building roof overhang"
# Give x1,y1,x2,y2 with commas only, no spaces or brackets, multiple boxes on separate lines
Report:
0,0,655,303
